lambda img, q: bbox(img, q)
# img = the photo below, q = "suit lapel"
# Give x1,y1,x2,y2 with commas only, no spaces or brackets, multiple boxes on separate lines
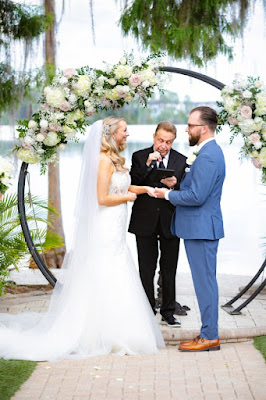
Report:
167,149,177,169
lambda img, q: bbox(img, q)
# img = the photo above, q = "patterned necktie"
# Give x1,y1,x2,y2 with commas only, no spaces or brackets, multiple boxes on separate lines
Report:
158,157,165,169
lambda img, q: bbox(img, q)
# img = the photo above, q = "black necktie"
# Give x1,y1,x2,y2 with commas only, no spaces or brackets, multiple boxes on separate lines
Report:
159,157,165,169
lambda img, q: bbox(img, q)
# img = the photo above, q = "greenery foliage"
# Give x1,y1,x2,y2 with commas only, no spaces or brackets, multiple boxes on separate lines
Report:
119,0,258,67
0,358,37,400
0,193,64,294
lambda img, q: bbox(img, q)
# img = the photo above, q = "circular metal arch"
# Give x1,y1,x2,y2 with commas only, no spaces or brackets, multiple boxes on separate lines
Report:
18,67,225,286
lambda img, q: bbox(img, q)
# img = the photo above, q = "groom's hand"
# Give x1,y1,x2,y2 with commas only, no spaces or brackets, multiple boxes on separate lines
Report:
154,188,168,198
161,176,177,188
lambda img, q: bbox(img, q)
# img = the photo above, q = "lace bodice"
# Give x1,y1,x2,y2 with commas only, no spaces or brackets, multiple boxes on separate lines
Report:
109,170,131,195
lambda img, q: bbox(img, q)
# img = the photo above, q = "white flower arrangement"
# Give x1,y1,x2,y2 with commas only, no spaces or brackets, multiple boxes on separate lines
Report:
0,156,13,195
14,52,165,173
186,152,199,166
217,76,266,183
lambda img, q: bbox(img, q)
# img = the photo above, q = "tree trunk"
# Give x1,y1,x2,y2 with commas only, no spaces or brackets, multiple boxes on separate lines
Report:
44,0,66,268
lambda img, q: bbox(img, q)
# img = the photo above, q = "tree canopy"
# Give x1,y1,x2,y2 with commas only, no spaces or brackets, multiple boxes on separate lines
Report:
119,0,265,67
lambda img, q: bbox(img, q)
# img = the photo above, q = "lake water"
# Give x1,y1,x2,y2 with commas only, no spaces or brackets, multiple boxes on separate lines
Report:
1,125,265,277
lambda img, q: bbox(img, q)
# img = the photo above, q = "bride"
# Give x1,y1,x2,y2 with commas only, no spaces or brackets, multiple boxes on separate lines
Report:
0,117,165,361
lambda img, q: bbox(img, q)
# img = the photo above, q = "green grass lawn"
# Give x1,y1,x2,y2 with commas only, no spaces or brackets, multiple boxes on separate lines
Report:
254,336,266,360
0,358,37,400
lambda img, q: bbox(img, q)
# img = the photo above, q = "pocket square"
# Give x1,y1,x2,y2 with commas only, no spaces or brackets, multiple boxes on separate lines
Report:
185,167,190,173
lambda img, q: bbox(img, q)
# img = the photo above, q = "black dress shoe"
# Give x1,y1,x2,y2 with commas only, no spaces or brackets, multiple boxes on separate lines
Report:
174,302,187,316
160,315,181,328
175,301,190,311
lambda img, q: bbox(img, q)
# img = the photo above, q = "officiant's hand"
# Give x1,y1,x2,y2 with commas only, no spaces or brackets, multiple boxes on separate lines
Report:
154,187,168,199
146,151,162,166
161,176,177,188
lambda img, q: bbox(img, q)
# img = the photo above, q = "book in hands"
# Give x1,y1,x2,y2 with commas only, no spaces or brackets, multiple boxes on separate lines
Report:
151,168,175,182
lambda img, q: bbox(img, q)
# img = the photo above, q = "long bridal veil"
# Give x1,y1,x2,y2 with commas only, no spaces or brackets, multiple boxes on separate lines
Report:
0,120,108,360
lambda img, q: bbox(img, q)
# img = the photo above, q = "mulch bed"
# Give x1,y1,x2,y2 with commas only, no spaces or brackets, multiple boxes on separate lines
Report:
4,284,53,294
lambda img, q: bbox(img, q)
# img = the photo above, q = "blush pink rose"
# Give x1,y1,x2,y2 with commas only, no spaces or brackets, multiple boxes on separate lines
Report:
240,105,252,119
59,101,72,111
49,123,61,132
129,74,143,87
63,68,76,79
228,116,238,125
253,157,262,169
249,133,261,144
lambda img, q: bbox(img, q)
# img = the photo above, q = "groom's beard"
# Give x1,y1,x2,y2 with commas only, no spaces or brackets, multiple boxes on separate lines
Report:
189,132,200,146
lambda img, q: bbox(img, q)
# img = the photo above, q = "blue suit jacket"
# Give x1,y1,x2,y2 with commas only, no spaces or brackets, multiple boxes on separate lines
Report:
169,140,225,240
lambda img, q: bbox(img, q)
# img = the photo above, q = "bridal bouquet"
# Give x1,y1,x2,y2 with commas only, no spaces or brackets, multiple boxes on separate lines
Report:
217,76,266,183
14,52,165,173
0,156,13,195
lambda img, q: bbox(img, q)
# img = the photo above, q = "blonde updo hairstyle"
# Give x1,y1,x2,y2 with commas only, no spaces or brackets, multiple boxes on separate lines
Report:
101,116,128,171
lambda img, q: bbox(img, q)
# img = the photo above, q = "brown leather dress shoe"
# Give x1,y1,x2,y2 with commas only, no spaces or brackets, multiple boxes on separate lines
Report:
179,336,220,352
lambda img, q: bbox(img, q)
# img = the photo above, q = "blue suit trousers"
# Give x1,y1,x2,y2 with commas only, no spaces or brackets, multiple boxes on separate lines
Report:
184,239,219,339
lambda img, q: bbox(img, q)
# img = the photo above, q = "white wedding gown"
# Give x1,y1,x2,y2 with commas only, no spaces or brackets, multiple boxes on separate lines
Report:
0,169,165,361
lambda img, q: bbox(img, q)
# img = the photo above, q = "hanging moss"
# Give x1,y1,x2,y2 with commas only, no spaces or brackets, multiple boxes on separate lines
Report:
119,0,260,67
0,0,53,117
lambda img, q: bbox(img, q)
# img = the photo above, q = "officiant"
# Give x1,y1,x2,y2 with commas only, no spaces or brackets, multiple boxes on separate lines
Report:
128,121,187,327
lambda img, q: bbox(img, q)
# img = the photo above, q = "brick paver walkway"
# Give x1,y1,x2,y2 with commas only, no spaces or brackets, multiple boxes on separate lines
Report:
11,342,266,400
1,272,265,399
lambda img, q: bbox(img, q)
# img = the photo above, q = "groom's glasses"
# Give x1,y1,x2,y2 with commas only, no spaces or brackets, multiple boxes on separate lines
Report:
187,124,205,129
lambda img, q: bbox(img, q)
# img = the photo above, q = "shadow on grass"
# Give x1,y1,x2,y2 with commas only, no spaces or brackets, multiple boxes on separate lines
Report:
0,358,37,400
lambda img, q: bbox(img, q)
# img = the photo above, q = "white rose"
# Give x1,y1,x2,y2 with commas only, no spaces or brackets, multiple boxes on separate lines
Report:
17,148,38,164
28,120,37,130
24,136,35,145
258,147,266,167
58,143,66,151
54,112,65,120
254,141,263,150
119,57,127,65
36,148,45,154
238,119,256,135
108,78,117,86
43,132,60,147
114,65,133,79
255,80,263,88
142,80,150,88
223,96,240,115
0,156,13,175
46,88,65,108
59,76,68,85
186,153,198,165
36,133,45,142
75,75,92,97
242,90,252,99
68,94,77,104
140,68,157,86
40,119,49,129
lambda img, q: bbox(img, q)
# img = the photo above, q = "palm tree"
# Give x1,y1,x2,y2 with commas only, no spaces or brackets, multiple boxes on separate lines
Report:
0,193,64,293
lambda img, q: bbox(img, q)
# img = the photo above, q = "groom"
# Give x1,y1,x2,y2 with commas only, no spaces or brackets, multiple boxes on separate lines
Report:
155,106,225,351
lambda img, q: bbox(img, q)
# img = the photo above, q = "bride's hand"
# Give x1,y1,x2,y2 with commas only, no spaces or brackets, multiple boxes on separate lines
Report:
127,191,137,202
146,187,156,197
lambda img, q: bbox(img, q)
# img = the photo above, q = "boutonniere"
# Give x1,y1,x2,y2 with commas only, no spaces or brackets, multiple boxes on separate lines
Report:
186,151,199,166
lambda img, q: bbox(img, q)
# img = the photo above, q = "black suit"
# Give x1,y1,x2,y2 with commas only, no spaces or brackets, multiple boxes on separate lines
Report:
129,146,187,317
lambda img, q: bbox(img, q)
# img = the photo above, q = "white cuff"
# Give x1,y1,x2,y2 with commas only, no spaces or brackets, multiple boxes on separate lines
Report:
164,190,170,201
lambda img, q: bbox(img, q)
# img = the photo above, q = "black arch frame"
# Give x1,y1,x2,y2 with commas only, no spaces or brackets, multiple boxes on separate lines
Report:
17,66,265,314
